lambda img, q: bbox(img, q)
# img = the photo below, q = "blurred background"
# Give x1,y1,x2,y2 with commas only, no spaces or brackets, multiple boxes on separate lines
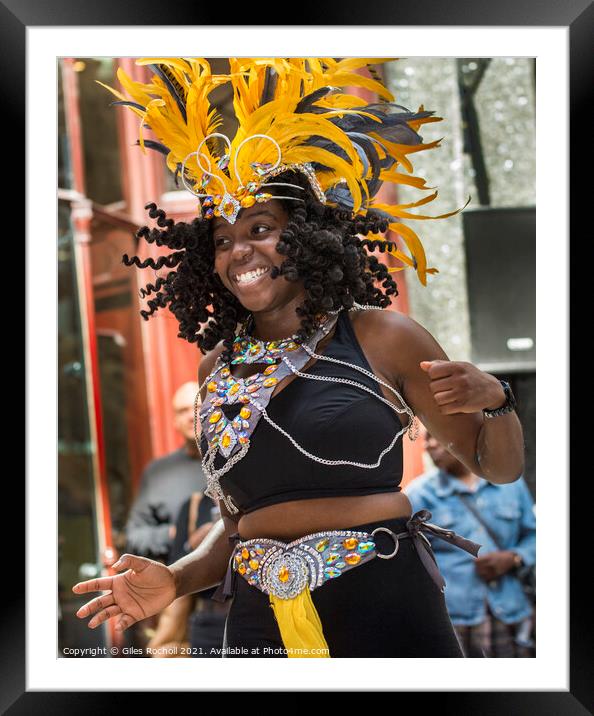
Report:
58,57,536,655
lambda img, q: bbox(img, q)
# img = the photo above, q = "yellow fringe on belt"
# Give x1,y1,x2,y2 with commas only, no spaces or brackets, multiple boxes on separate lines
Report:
269,588,331,658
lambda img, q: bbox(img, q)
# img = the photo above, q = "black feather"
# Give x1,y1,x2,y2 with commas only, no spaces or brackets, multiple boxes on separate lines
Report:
328,103,433,145
346,132,382,181
324,184,355,209
149,64,187,124
133,139,171,156
304,135,350,163
295,86,341,113
350,143,370,178
110,100,147,112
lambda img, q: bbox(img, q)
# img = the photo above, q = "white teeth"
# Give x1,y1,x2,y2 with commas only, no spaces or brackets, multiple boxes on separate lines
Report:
235,266,269,284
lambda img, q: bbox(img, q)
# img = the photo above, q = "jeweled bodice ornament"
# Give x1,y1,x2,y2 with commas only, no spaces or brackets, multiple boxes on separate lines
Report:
199,314,340,461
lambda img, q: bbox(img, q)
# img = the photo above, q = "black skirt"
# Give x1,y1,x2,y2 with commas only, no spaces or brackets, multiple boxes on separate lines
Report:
221,515,465,658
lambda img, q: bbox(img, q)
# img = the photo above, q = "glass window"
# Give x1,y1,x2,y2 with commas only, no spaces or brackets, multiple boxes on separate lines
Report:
70,58,123,204
58,199,104,653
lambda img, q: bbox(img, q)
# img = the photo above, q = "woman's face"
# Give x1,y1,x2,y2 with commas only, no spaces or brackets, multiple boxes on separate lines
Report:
211,199,305,312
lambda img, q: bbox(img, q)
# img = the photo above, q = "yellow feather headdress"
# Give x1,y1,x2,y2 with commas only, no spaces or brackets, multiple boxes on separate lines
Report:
96,57,470,285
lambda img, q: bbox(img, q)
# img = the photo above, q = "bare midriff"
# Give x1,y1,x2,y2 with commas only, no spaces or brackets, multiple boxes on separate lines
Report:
236,491,413,542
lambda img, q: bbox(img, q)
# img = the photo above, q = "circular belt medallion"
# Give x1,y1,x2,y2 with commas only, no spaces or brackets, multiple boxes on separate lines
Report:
264,552,309,599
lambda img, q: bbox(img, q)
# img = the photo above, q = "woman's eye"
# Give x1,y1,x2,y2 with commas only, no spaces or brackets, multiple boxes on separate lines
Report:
214,225,271,247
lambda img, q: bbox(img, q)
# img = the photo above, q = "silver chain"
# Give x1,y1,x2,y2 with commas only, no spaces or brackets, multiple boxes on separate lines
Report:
252,395,409,469
294,348,415,422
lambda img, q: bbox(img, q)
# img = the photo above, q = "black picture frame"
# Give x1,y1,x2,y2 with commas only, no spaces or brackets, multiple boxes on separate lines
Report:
13,0,590,710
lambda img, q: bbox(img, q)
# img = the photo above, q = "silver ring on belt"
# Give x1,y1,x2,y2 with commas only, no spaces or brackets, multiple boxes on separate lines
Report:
371,527,400,559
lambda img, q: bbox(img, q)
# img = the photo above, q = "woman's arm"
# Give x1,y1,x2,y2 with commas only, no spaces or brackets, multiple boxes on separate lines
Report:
358,309,525,483
168,506,239,599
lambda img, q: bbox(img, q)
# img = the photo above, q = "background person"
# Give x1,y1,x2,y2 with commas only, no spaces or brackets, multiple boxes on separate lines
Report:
405,428,536,657
124,381,206,562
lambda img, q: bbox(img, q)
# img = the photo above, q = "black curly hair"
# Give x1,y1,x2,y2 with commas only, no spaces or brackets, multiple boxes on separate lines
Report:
122,169,400,363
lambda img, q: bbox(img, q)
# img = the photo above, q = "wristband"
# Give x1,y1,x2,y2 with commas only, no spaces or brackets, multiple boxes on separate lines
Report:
483,380,517,419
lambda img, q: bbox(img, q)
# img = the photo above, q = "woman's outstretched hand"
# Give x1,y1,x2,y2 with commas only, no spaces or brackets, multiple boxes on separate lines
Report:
71,554,177,632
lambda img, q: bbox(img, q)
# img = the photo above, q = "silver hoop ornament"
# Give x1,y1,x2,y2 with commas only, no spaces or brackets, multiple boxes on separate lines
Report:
371,527,400,559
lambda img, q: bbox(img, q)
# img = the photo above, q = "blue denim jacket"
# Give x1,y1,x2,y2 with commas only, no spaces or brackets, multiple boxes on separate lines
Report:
405,470,536,626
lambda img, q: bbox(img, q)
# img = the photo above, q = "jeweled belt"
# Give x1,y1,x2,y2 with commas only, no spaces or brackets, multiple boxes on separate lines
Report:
211,509,482,602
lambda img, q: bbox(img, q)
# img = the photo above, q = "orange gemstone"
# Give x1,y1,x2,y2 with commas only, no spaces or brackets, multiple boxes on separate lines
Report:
207,381,217,392
345,553,361,565
263,364,278,375
242,548,250,559
221,433,232,448
239,406,252,419
241,195,256,208
278,566,290,583
228,383,240,395
263,377,278,388
249,559,259,570
237,563,247,574
343,537,359,550
209,410,222,424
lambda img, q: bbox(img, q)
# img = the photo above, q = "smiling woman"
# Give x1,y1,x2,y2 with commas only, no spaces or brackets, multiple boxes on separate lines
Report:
73,57,524,658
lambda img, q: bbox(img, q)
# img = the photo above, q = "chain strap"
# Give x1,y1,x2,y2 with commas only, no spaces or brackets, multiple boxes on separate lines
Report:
292,349,416,426
251,395,409,469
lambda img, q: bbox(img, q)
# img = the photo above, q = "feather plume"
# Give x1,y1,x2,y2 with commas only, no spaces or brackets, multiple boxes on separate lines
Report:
97,57,471,284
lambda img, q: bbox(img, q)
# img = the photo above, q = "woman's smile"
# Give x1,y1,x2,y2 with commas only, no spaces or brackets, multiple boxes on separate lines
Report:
233,265,271,289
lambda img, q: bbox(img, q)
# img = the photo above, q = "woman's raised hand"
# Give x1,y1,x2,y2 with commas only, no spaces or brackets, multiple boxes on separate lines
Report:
71,554,177,632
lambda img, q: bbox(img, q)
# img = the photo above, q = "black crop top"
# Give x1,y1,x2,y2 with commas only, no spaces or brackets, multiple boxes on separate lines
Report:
200,309,406,514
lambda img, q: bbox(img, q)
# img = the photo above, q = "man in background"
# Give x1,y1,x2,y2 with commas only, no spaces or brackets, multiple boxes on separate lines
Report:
125,381,206,563
405,428,536,658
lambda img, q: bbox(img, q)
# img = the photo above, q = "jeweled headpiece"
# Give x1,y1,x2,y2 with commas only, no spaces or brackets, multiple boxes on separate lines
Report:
97,58,470,284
